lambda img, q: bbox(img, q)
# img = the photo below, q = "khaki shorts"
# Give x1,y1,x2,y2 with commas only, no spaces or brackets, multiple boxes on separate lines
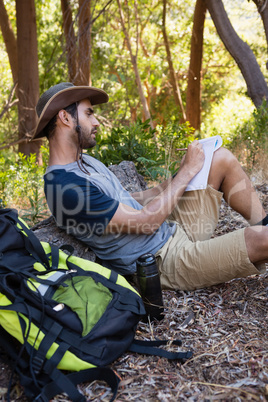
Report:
156,186,266,290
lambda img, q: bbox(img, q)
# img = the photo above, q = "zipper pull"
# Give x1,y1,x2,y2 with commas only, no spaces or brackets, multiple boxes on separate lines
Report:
53,303,65,311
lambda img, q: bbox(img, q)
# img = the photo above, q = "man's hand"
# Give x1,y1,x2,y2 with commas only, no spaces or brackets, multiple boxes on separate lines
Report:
178,140,205,179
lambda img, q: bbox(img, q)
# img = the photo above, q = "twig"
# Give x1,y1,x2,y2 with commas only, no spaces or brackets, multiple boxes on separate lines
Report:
0,136,30,151
192,381,260,400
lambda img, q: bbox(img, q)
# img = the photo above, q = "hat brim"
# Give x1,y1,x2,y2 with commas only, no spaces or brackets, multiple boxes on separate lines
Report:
32,86,109,140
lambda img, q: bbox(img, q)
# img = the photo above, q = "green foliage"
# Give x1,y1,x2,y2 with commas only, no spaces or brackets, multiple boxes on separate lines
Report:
0,149,49,225
156,121,195,177
1,0,266,147
228,100,268,171
201,92,254,142
20,185,48,225
91,119,195,180
36,1,68,91
92,120,160,178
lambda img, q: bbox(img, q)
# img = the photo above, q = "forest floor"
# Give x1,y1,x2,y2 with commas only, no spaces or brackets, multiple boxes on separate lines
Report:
0,183,267,401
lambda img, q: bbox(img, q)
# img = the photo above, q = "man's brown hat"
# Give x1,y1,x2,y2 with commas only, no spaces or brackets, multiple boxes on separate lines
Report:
32,82,109,139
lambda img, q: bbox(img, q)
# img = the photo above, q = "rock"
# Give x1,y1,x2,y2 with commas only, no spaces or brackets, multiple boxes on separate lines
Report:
108,161,147,193
31,161,147,260
31,216,96,261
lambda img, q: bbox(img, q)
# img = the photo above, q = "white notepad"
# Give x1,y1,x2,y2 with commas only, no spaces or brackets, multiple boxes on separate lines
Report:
185,135,222,192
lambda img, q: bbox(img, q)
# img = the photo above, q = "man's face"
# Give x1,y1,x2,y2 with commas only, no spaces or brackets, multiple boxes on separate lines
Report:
74,99,100,149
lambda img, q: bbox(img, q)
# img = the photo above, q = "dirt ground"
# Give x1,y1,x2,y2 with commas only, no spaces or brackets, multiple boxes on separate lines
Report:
0,183,267,401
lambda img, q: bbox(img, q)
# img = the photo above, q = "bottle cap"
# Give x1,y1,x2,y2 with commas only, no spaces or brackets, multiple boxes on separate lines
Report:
136,253,158,276
137,253,155,266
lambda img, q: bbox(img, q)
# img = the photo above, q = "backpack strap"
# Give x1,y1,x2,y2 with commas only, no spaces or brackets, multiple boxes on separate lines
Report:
34,367,120,402
0,304,120,402
1,302,104,359
35,366,86,402
31,321,66,375
0,325,42,401
0,325,27,367
0,324,120,402
7,211,50,269
49,244,60,269
128,339,193,361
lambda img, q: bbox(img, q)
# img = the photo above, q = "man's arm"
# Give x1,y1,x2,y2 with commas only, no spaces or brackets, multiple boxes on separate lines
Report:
131,177,172,206
106,141,204,235
131,150,188,206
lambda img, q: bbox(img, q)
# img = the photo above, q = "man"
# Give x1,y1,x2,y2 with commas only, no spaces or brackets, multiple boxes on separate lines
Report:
32,82,268,290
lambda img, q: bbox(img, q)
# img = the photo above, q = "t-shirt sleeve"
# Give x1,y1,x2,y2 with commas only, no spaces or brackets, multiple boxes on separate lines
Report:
44,170,119,236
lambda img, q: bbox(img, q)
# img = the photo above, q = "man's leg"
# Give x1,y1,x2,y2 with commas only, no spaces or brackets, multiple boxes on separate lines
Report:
158,148,267,290
208,147,266,225
157,224,268,290
208,148,268,266
245,226,268,265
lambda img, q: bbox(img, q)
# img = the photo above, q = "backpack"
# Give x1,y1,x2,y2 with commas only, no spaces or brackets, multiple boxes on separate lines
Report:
0,208,192,402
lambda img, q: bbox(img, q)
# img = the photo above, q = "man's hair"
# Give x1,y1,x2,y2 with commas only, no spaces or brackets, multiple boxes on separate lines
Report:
45,101,90,175
43,103,77,139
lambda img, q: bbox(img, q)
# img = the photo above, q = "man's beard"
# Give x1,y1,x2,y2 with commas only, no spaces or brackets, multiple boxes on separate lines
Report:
78,127,97,149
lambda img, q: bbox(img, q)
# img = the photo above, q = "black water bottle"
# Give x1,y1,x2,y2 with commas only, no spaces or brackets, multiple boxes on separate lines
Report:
136,253,164,322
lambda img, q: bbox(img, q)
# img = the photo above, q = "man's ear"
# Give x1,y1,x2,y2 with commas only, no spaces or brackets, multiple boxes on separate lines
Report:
58,109,71,127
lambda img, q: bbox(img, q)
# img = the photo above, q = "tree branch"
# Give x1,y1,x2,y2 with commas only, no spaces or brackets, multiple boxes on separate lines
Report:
0,136,30,151
162,0,186,121
0,82,18,120
91,0,113,24
206,0,268,107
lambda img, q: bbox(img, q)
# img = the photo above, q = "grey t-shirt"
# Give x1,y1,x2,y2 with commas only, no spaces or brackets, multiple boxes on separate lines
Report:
44,155,175,274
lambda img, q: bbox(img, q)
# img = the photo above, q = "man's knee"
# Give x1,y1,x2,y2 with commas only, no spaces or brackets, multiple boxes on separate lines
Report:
208,147,238,190
244,226,268,263
212,147,238,170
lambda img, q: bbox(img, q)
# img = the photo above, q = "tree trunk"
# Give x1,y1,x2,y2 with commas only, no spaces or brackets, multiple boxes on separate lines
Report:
162,0,186,122
117,0,154,129
186,0,206,130
260,6,268,51
61,0,78,83
16,0,42,161
251,1,268,65
0,0,18,83
77,0,91,85
206,0,268,107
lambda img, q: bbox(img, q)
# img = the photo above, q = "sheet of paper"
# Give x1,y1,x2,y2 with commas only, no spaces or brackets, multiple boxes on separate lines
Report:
185,135,222,192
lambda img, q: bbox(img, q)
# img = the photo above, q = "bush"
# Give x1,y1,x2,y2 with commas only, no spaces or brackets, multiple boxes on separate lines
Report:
91,119,195,180
0,148,49,224
229,101,268,172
